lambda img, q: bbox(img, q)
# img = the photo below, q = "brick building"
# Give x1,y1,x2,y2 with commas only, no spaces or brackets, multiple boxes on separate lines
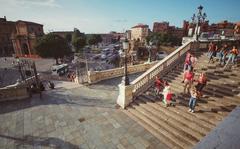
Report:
0,16,44,57
12,20,44,57
152,21,184,39
0,16,15,56
152,22,169,33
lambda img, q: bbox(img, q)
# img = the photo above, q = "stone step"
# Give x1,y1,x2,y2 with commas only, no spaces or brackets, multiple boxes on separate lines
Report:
131,102,196,146
136,96,208,138
163,76,240,112
126,106,185,149
158,85,226,122
123,109,173,149
142,94,217,129
159,79,237,115
164,74,240,104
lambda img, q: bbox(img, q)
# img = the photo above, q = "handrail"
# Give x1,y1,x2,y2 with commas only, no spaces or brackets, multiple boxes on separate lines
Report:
131,40,193,97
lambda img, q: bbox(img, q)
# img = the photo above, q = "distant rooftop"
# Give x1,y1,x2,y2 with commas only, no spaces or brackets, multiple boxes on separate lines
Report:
132,24,149,29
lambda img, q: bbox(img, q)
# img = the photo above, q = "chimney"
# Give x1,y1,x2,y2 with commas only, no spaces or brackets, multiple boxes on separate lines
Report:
4,16,6,20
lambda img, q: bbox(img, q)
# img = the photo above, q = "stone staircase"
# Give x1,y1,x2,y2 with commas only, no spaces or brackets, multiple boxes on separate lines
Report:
123,52,240,149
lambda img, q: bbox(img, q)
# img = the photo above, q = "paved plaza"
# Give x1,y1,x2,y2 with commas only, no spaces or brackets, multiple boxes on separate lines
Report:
0,77,167,149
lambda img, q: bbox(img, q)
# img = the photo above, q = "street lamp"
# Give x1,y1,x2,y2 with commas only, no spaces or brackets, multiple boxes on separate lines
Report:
122,38,130,85
147,41,153,63
192,5,207,40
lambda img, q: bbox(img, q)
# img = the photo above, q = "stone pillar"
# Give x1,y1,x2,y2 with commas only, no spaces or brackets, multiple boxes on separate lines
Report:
117,83,134,109
87,70,96,84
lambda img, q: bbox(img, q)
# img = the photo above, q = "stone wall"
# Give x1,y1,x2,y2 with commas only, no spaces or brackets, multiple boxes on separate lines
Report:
0,76,37,102
87,61,157,84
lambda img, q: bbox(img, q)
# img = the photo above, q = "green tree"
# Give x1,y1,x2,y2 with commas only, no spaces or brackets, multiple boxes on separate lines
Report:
72,28,86,52
87,34,102,47
35,33,71,64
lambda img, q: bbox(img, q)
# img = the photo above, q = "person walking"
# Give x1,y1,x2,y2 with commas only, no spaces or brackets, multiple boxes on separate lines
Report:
154,76,164,96
183,67,194,94
208,42,214,57
208,44,218,64
195,72,207,97
182,52,192,83
188,87,198,113
183,52,192,71
224,46,239,69
219,44,229,66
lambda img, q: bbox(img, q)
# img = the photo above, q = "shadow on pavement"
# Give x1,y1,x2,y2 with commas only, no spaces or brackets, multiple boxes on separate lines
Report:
0,134,79,149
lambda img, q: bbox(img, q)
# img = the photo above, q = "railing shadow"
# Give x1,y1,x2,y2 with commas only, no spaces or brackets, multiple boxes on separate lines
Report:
0,134,80,149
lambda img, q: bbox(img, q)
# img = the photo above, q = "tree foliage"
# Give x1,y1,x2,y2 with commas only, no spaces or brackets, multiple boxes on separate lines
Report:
71,28,86,52
35,33,71,61
147,32,181,46
87,34,102,46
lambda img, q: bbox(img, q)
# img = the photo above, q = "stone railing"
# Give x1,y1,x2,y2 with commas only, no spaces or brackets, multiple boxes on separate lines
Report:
131,40,193,97
117,40,195,108
87,61,158,84
0,86,29,102
0,75,38,102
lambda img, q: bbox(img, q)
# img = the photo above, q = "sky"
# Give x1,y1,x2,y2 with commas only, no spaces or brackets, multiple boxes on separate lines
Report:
0,0,240,34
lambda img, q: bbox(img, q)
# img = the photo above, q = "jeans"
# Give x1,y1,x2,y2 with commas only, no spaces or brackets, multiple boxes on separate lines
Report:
189,97,196,110
225,54,237,68
220,54,227,65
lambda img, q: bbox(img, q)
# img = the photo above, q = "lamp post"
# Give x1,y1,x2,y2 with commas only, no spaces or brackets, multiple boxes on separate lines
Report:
192,5,207,41
122,38,130,85
147,41,153,63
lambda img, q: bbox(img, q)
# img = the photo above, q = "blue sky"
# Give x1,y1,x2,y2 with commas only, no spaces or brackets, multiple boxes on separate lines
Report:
0,0,240,33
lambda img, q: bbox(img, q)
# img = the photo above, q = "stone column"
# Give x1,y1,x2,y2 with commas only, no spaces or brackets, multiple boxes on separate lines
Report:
117,83,134,109
87,70,96,84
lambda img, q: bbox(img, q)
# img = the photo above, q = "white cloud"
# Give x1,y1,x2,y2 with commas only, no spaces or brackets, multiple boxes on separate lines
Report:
4,0,61,8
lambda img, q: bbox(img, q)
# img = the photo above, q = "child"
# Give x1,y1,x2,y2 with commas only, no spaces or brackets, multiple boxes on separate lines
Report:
188,87,198,113
162,83,172,107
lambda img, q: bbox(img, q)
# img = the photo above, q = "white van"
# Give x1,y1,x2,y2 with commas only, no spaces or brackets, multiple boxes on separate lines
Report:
51,64,68,75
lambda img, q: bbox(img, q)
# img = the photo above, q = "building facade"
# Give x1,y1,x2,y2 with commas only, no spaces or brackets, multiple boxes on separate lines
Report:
0,16,44,57
11,20,44,57
0,16,15,56
153,22,169,33
131,24,149,43
153,21,185,39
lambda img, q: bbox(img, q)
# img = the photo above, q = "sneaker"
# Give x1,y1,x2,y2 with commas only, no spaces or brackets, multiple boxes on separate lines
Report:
188,109,191,112
191,110,194,113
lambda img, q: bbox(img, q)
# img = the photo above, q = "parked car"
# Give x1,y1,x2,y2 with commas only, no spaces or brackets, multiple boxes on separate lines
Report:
156,51,168,60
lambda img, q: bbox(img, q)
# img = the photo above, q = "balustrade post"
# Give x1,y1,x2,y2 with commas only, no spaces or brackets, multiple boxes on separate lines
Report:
87,70,96,84
117,83,134,109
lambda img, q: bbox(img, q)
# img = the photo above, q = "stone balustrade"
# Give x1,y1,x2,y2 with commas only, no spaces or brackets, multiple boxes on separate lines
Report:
131,40,193,98
87,61,158,84
117,39,240,109
117,40,194,108
0,76,38,102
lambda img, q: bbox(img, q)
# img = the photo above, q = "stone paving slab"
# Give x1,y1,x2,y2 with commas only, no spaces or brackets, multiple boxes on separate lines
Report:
0,81,167,149
194,106,240,149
